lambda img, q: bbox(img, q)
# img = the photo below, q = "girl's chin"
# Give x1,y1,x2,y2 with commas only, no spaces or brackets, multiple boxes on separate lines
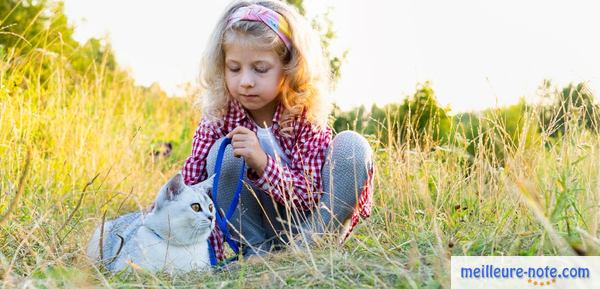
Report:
242,105,265,112
239,98,264,107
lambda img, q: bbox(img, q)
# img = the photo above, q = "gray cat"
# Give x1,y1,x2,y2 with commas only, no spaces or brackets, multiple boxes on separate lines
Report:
86,173,216,274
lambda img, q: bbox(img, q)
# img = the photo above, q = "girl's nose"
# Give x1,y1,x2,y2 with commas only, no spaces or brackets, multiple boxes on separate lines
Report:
240,71,255,89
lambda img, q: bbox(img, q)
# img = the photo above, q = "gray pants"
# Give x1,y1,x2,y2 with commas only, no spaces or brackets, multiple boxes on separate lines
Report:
206,131,372,255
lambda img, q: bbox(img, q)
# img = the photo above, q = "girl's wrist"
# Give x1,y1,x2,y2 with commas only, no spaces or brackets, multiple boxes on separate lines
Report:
251,151,268,176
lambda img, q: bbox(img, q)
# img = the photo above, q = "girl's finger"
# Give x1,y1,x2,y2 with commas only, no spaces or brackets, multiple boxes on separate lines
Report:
226,127,241,138
232,140,247,149
232,147,247,158
232,133,246,143
227,126,252,138
237,126,252,134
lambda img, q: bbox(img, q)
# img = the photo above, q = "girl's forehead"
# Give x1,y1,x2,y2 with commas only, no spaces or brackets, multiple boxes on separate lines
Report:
224,42,280,63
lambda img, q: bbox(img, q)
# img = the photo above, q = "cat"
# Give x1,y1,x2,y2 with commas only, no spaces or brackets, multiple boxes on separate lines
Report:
86,173,216,274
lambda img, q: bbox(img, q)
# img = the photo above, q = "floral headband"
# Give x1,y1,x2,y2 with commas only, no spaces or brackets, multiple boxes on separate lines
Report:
227,4,293,51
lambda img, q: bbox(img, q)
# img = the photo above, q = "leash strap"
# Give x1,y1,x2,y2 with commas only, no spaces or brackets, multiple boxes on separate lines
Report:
207,138,245,267
208,240,217,266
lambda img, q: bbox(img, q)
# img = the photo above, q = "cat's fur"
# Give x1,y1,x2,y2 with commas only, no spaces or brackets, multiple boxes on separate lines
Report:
86,173,216,274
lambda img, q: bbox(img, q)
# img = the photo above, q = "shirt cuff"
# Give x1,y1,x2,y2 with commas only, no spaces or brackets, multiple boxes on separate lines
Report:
248,155,277,191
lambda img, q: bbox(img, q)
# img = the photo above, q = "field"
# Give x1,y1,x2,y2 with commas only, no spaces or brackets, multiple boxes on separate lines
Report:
2,22,600,289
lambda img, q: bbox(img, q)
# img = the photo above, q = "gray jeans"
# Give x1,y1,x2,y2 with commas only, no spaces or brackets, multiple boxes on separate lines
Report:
206,131,372,255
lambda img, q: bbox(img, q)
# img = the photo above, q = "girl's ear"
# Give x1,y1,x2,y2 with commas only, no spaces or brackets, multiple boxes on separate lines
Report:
154,173,184,210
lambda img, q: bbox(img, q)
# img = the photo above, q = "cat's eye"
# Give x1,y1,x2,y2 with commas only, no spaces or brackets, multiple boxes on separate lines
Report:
191,203,202,212
208,203,213,212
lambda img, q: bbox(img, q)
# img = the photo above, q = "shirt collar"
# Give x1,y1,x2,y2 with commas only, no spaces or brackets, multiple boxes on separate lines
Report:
272,101,284,124
229,98,247,123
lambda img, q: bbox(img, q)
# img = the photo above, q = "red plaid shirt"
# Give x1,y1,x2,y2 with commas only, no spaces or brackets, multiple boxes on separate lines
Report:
182,99,373,262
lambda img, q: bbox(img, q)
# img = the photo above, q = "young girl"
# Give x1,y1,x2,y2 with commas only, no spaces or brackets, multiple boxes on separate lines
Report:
182,0,374,262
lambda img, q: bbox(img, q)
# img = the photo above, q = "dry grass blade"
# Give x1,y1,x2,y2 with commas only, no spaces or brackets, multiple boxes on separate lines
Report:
99,209,107,261
0,148,31,226
56,173,100,236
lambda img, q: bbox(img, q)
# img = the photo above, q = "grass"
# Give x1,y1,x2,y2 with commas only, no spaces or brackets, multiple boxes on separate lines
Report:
1,28,600,289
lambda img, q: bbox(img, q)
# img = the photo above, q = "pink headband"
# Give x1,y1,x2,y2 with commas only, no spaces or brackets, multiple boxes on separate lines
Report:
227,4,293,51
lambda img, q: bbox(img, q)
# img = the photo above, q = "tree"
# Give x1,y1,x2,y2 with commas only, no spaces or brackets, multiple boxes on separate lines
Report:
284,0,346,85
1,0,118,87
0,0,47,50
333,82,451,148
399,82,451,146
539,81,600,137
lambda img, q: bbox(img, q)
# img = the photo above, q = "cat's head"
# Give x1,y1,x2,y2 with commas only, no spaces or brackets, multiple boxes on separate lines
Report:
144,173,216,246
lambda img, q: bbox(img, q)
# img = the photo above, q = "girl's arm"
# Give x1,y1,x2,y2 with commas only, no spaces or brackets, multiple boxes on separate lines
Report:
182,119,222,185
249,122,331,211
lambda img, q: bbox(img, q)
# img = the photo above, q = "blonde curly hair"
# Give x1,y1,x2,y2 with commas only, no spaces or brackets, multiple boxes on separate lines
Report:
199,0,331,131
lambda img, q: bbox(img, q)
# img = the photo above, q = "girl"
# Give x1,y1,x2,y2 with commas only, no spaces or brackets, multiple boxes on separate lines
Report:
182,0,374,262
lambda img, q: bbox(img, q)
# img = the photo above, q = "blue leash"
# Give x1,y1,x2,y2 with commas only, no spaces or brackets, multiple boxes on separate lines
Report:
207,138,245,267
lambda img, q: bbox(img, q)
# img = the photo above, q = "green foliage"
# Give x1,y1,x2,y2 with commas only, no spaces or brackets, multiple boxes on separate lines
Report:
449,99,540,165
1,0,118,86
332,81,599,166
539,81,600,137
1,0,48,48
284,0,305,15
332,81,451,148
285,0,346,84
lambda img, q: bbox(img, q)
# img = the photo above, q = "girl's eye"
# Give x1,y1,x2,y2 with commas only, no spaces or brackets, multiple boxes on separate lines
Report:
254,67,269,73
191,203,202,212
208,203,213,212
227,67,240,73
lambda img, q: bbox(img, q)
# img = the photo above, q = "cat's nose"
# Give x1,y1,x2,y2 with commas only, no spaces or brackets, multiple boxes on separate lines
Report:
207,215,214,222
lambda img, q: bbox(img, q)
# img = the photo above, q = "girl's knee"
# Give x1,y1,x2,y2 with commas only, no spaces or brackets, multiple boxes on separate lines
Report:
331,131,372,163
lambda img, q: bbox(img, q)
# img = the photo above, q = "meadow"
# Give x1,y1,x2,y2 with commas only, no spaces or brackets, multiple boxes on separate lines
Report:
2,4,600,289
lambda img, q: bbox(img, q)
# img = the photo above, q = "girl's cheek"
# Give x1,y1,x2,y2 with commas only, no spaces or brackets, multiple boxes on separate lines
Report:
225,74,238,85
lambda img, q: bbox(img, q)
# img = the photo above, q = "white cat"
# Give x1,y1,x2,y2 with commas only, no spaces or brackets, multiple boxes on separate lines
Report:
86,173,216,274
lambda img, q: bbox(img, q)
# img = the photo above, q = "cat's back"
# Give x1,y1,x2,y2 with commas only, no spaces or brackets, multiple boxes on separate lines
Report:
86,212,143,266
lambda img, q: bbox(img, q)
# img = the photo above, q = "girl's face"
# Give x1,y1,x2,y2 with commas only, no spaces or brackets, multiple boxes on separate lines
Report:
224,40,284,123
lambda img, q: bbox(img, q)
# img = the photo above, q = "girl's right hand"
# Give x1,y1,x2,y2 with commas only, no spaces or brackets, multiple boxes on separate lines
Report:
226,126,268,175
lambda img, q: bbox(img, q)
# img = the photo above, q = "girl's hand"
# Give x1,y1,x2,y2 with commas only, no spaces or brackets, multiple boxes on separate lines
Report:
226,126,268,175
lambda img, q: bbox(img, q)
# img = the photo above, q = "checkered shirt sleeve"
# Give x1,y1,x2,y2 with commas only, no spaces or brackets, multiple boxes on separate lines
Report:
249,121,332,211
182,119,222,185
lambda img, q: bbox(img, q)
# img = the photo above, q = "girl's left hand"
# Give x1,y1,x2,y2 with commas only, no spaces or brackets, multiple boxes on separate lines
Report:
226,126,268,175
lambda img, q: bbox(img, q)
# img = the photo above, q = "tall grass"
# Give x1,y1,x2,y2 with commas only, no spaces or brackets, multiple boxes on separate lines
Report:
0,29,200,287
1,22,600,289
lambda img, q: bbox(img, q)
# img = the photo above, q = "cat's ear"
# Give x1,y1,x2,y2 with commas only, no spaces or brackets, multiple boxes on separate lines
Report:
154,173,184,210
165,173,185,200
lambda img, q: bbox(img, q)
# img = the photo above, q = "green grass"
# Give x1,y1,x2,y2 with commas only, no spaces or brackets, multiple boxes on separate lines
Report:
1,29,600,289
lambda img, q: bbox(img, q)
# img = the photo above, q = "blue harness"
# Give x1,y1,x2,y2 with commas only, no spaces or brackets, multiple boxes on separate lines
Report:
207,138,245,267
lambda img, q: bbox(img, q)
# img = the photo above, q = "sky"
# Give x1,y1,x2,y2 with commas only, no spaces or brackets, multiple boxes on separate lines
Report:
63,0,600,113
